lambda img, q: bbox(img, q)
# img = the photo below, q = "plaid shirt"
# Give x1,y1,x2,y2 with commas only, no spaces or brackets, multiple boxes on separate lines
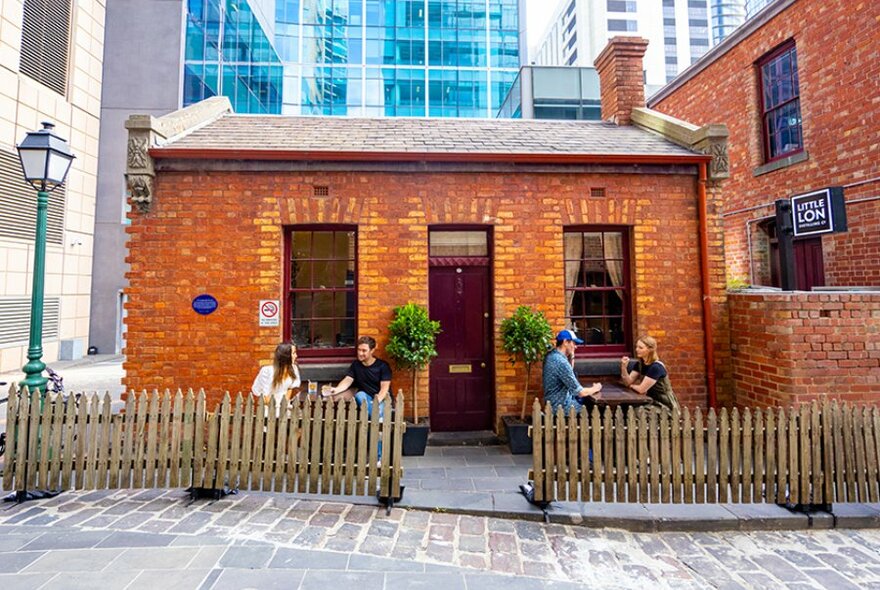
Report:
542,349,582,413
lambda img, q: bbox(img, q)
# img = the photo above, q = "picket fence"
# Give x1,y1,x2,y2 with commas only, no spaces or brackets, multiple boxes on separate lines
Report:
530,400,880,505
2,387,405,503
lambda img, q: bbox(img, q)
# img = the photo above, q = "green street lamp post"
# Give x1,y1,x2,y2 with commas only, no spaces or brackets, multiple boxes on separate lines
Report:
16,122,76,394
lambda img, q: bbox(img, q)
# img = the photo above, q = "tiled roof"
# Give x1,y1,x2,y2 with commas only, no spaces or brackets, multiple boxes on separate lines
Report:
157,115,703,160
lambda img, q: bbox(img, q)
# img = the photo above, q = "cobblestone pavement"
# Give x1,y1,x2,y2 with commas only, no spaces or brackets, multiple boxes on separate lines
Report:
0,489,879,589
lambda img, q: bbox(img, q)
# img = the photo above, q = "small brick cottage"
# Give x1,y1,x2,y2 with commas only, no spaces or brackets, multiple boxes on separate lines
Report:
121,38,732,430
648,0,880,406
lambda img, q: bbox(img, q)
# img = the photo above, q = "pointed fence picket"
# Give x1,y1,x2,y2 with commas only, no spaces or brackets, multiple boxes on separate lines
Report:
529,399,880,505
1,387,404,501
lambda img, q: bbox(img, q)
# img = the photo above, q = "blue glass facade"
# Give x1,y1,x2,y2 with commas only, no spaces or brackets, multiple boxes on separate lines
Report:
276,0,523,117
184,0,284,114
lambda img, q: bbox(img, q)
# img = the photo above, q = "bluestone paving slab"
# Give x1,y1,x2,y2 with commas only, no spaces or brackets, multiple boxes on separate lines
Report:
22,547,123,573
187,546,228,569
20,529,111,550
299,569,385,589
219,545,274,569
464,573,584,590
0,572,55,590
211,568,305,589
490,492,547,521
831,503,880,528
0,551,44,573
95,530,177,548
128,568,213,590
722,503,810,531
399,490,494,513
0,535,35,552
385,572,467,589
646,503,740,532
348,553,426,572
575,502,655,531
39,569,139,590
268,547,348,569
109,546,200,570
418,478,476,491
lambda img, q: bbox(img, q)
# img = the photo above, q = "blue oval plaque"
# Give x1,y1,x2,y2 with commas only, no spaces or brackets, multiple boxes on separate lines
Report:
192,294,218,315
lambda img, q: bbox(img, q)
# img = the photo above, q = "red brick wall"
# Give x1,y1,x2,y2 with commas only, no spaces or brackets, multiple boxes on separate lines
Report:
729,291,880,408
124,168,727,423
651,0,880,287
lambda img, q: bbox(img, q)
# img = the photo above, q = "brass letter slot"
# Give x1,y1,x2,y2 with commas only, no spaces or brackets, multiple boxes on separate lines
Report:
448,364,472,374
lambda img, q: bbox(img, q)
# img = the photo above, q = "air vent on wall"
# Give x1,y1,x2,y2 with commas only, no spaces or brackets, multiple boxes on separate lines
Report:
0,149,65,244
590,187,606,199
313,185,330,197
19,0,72,96
0,297,60,347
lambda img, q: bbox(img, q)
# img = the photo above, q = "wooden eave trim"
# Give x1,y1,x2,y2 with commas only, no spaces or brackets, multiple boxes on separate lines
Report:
148,147,711,165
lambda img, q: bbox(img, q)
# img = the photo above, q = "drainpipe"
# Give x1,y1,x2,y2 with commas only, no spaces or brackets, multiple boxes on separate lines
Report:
698,162,718,408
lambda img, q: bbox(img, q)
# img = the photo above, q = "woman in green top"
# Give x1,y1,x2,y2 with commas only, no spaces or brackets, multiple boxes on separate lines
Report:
620,335,680,412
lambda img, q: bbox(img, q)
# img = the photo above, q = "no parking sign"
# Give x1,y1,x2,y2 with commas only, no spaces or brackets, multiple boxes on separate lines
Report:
259,300,280,327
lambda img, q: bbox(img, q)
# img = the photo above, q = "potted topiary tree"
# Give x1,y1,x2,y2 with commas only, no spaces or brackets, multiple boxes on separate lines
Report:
386,302,441,456
500,305,553,454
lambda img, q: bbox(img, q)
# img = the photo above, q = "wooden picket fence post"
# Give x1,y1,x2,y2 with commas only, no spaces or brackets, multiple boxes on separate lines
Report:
1,387,404,503
529,399,880,505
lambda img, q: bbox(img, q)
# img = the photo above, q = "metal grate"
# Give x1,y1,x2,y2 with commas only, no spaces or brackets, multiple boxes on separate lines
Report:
19,0,71,96
0,297,60,347
313,185,330,197
590,187,607,199
0,148,65,244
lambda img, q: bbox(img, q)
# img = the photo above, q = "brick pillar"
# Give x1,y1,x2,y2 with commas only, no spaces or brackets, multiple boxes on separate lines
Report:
594,36,649,125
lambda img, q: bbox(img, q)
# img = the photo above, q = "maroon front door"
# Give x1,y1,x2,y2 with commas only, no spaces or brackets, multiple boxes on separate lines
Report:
428,260,493,431
770,236,825,290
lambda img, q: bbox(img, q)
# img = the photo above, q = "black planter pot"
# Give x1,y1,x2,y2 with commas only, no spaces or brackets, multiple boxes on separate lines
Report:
402,420,430,456
502,415,532,455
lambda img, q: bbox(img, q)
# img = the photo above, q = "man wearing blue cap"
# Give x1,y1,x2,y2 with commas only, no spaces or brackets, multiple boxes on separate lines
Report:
542,329,603,412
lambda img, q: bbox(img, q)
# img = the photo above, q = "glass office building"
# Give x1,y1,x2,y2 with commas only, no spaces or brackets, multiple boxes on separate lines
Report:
184,0,284,114
182,0,523,117
275,0,523,117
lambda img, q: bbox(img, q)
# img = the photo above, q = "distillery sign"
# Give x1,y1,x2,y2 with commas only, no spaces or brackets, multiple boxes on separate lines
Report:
791,187,847,237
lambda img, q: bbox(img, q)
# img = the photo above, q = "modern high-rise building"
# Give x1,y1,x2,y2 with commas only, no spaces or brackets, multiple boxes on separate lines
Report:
0,0,106,371
710,0,746,44
533,0,717,93
89,0,527,354
745,0,772,16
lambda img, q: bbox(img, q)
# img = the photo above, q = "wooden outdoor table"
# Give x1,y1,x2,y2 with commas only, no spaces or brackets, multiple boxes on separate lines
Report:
581,382,652,410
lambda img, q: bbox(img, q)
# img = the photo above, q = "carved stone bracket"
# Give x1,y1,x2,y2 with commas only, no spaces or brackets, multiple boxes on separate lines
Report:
630,108,730,182
693,124,730,182
123,96,232,214
127,173,153,213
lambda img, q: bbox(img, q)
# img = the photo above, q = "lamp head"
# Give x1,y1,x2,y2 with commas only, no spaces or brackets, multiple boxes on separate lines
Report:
16,121,76,192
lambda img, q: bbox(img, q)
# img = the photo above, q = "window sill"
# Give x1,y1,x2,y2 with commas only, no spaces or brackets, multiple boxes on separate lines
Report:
753,150,809,177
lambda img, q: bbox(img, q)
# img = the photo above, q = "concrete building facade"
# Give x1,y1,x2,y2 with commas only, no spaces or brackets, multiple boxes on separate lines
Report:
0,0,106,371
533,0,715,93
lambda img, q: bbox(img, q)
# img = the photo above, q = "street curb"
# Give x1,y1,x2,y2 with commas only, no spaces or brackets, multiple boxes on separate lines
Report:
0,485,876,532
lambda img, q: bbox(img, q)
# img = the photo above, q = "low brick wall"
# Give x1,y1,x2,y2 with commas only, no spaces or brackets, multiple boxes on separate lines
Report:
729,291,880,407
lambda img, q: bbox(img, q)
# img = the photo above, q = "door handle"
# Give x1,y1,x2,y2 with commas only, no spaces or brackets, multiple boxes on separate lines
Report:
480,362,486,368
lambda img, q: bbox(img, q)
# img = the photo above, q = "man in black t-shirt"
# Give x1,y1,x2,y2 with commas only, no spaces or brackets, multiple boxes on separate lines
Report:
328,335,392,417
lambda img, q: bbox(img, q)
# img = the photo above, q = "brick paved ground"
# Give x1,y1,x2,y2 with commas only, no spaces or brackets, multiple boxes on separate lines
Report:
1,489,879,589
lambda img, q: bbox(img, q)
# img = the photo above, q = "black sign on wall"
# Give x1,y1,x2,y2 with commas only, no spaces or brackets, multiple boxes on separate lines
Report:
791,187,847,237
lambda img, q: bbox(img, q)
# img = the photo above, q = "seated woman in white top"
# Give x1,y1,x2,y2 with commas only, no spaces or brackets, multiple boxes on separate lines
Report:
251,342,301,402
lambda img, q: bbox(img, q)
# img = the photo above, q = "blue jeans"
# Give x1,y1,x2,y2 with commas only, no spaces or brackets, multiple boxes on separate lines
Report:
354,391,385,459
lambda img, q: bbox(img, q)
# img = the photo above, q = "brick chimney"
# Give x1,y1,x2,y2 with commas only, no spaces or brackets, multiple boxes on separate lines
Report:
594,36,649,125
